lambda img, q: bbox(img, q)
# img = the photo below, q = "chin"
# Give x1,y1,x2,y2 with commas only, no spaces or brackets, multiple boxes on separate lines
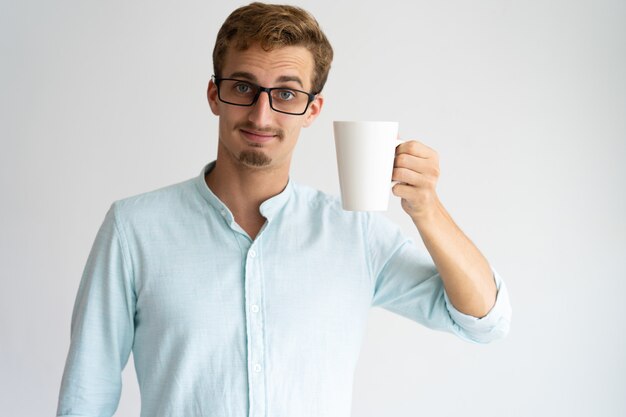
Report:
239,150,272,167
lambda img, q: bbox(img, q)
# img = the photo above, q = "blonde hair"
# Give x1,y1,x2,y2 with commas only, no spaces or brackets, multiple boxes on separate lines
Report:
213,2,333,93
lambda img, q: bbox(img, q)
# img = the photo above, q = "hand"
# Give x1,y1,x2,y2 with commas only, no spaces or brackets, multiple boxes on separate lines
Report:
392,140,441,221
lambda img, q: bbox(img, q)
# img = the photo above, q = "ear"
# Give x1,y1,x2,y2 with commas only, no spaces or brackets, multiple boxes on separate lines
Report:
207,79,220,116
302,94,324,128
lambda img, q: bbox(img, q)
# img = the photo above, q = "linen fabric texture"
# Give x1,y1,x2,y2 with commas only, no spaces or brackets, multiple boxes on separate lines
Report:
57,162,511,417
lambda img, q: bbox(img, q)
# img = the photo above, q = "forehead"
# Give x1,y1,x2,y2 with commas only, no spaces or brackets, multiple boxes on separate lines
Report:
222,44,315,89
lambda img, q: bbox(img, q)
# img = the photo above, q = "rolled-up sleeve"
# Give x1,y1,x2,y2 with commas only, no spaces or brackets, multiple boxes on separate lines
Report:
57,203,136,417
367,212,511,344
443,267,511,343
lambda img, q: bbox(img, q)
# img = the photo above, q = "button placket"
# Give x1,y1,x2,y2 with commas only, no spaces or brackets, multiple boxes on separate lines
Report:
244,243,266,417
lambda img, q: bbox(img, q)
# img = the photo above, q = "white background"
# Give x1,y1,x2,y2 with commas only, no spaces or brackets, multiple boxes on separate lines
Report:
1,0,625,416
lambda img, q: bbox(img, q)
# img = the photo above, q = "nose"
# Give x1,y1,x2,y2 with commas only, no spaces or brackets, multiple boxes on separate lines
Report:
248,90,274,126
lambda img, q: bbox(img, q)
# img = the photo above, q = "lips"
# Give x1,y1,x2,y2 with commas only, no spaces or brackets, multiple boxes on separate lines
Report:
240,128,277,144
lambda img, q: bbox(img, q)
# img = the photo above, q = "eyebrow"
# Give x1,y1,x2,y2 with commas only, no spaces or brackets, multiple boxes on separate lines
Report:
227,71,304,88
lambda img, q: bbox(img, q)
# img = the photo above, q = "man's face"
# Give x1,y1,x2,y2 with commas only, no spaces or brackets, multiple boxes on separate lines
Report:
207,43,323,171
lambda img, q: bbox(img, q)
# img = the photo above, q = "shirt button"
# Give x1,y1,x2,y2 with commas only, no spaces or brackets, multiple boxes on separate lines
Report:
249,249,256,258
251,304,260,313
220,209,227,217
254,364,262,373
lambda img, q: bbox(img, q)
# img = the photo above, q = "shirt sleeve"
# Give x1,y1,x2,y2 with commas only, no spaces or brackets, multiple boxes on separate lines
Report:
366,212,511,344
57,203,136,417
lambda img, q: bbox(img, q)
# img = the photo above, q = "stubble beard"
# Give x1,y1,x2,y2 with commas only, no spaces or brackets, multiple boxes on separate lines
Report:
239,148,272,167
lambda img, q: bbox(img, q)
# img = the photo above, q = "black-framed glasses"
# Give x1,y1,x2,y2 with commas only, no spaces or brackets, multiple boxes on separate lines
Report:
212,76,318,116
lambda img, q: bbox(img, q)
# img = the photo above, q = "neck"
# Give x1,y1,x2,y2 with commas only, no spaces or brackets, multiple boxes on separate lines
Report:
205,148,290,238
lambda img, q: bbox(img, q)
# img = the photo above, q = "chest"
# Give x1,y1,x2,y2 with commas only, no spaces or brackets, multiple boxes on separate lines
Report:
131,224,373,337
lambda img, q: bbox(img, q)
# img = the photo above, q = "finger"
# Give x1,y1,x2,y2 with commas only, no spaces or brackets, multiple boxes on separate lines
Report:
392,167,422,185
392,184,436,214
396,140,437,159
393,167,438,189
393,169,436,188
394,153,440,177
391,182,418,198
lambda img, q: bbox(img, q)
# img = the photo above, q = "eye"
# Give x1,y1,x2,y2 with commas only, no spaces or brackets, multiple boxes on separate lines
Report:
233,82,254,95
274,89,296,101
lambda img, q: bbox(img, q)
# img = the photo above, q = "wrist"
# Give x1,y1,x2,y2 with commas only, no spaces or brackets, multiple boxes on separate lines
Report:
408,195,443,227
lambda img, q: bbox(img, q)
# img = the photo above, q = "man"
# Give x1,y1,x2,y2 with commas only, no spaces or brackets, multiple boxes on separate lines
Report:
57,3,511,417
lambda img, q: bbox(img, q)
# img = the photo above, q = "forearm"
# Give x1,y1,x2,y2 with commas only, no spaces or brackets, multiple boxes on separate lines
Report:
392,140,498,318
412,197,497,318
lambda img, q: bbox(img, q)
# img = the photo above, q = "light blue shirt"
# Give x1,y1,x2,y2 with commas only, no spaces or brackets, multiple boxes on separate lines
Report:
57,162,511,417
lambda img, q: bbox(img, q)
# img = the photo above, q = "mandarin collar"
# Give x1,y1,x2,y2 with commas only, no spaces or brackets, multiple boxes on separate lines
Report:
194,161,293,222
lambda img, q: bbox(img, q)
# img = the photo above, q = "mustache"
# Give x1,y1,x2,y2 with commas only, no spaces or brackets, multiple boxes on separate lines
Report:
235,122,284,140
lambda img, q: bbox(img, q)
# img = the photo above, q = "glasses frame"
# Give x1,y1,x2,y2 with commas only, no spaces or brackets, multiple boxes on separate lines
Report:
212,76,318,116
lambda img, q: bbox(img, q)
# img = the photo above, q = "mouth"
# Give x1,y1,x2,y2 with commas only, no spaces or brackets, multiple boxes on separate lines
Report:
240,128,278,144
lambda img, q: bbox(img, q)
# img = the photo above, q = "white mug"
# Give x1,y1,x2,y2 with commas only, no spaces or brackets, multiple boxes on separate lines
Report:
333,121,404,211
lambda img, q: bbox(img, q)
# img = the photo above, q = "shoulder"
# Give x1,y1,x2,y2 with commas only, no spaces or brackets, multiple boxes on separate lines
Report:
286,182,411,260
288,181,392,230
290,182,342,211
108,176,199,227
290,182,351,217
